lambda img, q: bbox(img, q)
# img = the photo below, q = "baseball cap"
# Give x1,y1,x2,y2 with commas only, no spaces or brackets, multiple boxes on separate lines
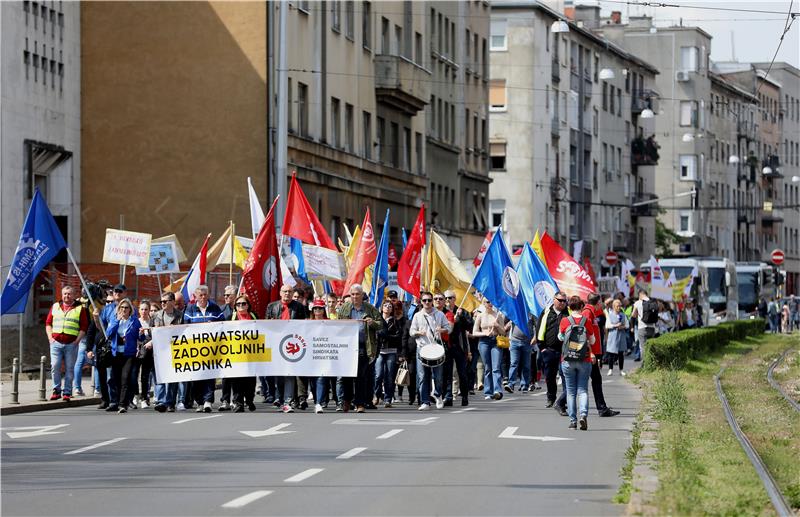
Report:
113,284,127,292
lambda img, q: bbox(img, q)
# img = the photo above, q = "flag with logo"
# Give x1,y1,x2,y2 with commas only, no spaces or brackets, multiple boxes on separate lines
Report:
181,234,211,304
343,208,377,295
397,205,425,298
516,242,559,317
370,209,391,306
241,198,282,317
472,229,528,331
539,232,596,300
1,189,67,314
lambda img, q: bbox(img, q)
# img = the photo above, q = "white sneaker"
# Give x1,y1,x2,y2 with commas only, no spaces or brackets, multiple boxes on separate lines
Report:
140,399,150,409
484,395,492,400
533,382,541,390
282,404,294,413
196,405,205,412
418,403,431,411
556,376,562,386
307,393,315,402
218,401,230,411
620,370,627,377
314,404,323,414
176,402,186,411
607,369,614,376
133,395,140,407
434,396,444,410
203,401,213,413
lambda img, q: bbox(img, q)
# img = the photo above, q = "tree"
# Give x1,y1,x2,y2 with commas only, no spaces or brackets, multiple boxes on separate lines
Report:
655,218,682,256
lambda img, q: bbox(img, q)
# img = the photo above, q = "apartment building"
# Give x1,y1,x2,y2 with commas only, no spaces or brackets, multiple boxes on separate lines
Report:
1,0,80,325
488,2,658,268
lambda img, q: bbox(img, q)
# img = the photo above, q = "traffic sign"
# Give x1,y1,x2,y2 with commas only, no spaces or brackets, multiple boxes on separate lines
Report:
771,249,785,265
605,251,619,266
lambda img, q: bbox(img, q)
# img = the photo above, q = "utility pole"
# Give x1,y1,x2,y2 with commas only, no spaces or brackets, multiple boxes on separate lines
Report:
275,0,289,232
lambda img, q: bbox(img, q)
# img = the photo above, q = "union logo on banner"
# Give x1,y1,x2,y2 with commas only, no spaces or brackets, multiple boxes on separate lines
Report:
539,232,596,300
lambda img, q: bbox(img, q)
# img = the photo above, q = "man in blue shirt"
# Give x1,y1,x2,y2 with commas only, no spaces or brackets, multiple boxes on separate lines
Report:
183,285,225,412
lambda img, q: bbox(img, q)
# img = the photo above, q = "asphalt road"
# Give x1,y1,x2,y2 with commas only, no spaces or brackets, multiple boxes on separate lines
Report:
1,374,640,516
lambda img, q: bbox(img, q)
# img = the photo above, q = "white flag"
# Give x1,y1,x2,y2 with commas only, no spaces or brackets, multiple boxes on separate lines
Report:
247,177,266,240
572,240,584,262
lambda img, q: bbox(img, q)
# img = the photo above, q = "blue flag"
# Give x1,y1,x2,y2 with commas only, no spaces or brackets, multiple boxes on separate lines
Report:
517,242,559,317
289,237,308,283
472,229,528,331
1,189,67,314
370,209,391,306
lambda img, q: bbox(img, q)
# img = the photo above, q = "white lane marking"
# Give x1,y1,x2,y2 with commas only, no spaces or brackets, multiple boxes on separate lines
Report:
172,415,222,424
531,391,548,397
452,407,477,414
285,468,324,483
333,416,438,426
64,437,127,455
240,423,294,438
3,424,70,439
376,429,404,440
336,447,367,459
498,426,574,442
221,490,273,509
605,380,615,384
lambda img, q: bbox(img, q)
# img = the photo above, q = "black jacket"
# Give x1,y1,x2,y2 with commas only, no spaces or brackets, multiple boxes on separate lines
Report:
450,310,474,354
376,316,403,353
265,300,308,320
536,305,568,351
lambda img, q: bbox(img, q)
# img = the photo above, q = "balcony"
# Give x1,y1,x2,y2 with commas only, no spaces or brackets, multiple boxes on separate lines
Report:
737,120,757,140
761,204,783,224
631,192,658,217
761,155,783,179
737,209,755,225
631,136,660,166
374,55,431,115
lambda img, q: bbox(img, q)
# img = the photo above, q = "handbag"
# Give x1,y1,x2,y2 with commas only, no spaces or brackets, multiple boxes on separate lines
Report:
95,337,112,367
496,335,510,349
395,362,411,387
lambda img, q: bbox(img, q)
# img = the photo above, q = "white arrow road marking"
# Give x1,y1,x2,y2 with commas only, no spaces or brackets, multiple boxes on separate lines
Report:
376,429,404,440
171,415,222,424
333,417,438,426
240,423,294,438
498,426,574,442
285,468,324,483
3,424,70,439
337,447,367,459
221,490,273,509
64,437,127,455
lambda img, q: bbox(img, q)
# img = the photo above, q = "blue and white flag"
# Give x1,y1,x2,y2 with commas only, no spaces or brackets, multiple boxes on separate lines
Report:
370,209,391,307
517,243,559,317
289,237,308,283
1,189,67,315
472,228,528,331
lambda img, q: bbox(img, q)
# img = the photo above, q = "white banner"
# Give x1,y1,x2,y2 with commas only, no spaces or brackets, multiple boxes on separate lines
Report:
302,244,346,280
103,229,152,267
152,319,359,383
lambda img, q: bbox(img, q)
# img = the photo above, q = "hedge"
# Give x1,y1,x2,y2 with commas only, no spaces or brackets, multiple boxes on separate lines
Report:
643,319,766,370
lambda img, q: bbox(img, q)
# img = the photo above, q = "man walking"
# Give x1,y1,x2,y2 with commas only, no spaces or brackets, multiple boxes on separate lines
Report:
45,286,89,401
631,290,656,361
151,291,184,412
267,284,308,413
409,291,451,410
183,285,225,412
337,284,381,413
534,291,569,410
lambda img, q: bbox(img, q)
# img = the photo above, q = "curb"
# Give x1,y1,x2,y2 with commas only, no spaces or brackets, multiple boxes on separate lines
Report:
1,396,101,415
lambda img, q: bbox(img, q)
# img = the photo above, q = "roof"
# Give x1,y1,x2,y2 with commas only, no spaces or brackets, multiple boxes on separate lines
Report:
755,69,782,89
491,0,660,74
709,71,758,102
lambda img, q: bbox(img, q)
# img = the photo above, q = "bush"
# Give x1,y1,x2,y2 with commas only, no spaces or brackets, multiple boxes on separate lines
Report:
644,319,765,370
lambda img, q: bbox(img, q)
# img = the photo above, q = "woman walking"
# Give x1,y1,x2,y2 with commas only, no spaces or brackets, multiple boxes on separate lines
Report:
230,295,258,413
374,300,402,408
472,299,507,400
604,299,628,377
105,299,141,413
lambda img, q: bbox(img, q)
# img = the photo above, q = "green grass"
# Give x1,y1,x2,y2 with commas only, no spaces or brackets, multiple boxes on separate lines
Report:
636,335,787,516
771,345,800,406
613,410,642,504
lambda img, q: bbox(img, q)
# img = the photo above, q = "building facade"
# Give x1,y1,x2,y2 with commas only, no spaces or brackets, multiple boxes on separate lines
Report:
1,0,80,325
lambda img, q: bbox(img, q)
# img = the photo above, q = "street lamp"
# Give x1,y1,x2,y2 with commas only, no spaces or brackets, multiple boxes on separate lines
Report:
599,68,615,80
762,166,773,175
550,20,569,33
792,175,800,183
728,155,740,165
640,108,655,119
682,132,704,142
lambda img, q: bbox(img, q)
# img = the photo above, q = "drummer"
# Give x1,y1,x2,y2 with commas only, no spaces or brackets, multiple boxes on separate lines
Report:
409,291,451,411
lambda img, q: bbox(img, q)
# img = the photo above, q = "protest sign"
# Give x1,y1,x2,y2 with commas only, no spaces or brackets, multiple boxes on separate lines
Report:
152,319,359,383
302,244,346,280
135,241,180,275
102,229,152,267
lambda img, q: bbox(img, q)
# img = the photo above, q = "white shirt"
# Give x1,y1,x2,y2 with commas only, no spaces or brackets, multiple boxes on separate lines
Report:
633,299,654,330
410,308,451,348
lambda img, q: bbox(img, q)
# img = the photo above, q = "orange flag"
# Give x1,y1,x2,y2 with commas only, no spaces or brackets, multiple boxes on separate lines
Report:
342,207,377,295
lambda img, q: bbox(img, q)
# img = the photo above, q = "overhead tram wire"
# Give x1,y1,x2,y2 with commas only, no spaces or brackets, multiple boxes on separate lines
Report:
599,0,800,17
755,0,797,99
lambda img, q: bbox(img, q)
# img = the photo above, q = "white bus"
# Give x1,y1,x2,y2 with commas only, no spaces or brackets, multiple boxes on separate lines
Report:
735,262,776,318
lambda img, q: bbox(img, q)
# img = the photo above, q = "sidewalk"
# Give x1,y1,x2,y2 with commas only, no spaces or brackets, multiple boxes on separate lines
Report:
0,376,100,415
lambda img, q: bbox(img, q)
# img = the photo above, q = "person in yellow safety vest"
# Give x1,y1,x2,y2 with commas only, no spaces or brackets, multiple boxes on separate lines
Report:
45,285,89,402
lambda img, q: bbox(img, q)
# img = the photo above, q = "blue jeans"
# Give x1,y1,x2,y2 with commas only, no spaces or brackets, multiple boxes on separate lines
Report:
72,340,87,392
416,355,443,405
508,339,532,390
155,383,178,407
50,341,79,396
561,361,591,422
478,337,503,396
374,352,398,402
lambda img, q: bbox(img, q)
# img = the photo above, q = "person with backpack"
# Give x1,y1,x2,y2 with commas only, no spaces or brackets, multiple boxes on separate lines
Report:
558,296,598,430
631,291,658,362
767,298,779,333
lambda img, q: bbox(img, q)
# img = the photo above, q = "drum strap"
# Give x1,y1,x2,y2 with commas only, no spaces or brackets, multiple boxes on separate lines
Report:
422,313,443,346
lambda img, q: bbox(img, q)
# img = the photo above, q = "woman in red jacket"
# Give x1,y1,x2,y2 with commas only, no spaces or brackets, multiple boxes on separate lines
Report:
558,296,598,431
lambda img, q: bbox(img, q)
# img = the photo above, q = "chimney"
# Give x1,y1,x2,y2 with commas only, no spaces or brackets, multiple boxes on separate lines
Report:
564,6,575,21
611,11,622,24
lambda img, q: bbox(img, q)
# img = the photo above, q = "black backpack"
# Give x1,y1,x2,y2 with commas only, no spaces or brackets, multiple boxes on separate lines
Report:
561,316,590,362
641,299,659,325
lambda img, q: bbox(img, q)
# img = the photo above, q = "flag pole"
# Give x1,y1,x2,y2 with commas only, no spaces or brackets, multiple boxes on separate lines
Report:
229,220,234,286
65,247,107,338
456,225,501,309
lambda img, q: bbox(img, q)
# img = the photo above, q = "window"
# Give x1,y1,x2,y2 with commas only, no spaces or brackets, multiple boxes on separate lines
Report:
377,116,385,162
490,18,507,51
390,122,399,166
680,101,698,127
593,107,599,135
332,0,341,32
679,155,697,180
394,24,403,56
362,1,371,49
465,28,471,63
602,82,608,111
381,17,389,54
679,211,693,234
416,132,424,174
489,79,507,111
287,78,294,132
680,46,698,72
464,109,470,147
617,88,622,116
345,1,354,39
430,8,437,53
473,113,479,150
415,32,422,65
490,142,507,170
403,127,411,171
362,111,372,159
331,98,341,147
345,103,354,152
298,83,308,137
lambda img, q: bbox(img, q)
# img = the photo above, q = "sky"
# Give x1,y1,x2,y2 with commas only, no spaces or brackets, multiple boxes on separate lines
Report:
579,1,800,68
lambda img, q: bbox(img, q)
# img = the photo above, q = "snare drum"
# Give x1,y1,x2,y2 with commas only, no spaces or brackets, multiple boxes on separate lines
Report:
419,343,446,368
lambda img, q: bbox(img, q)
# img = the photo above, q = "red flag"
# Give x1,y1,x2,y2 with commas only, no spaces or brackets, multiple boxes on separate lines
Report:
397,205,425,297
473,230,494,267
539,232,596,300
241,197,282,318
387,243,398,271
342,207,377,295
583,257,597,286
282,172,336,250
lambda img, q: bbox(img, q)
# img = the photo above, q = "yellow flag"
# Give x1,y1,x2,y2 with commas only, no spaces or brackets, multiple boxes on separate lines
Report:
532,230,547,267
343,225,361,268
426,231,480,312
672,276,692,302
212,228,250,270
